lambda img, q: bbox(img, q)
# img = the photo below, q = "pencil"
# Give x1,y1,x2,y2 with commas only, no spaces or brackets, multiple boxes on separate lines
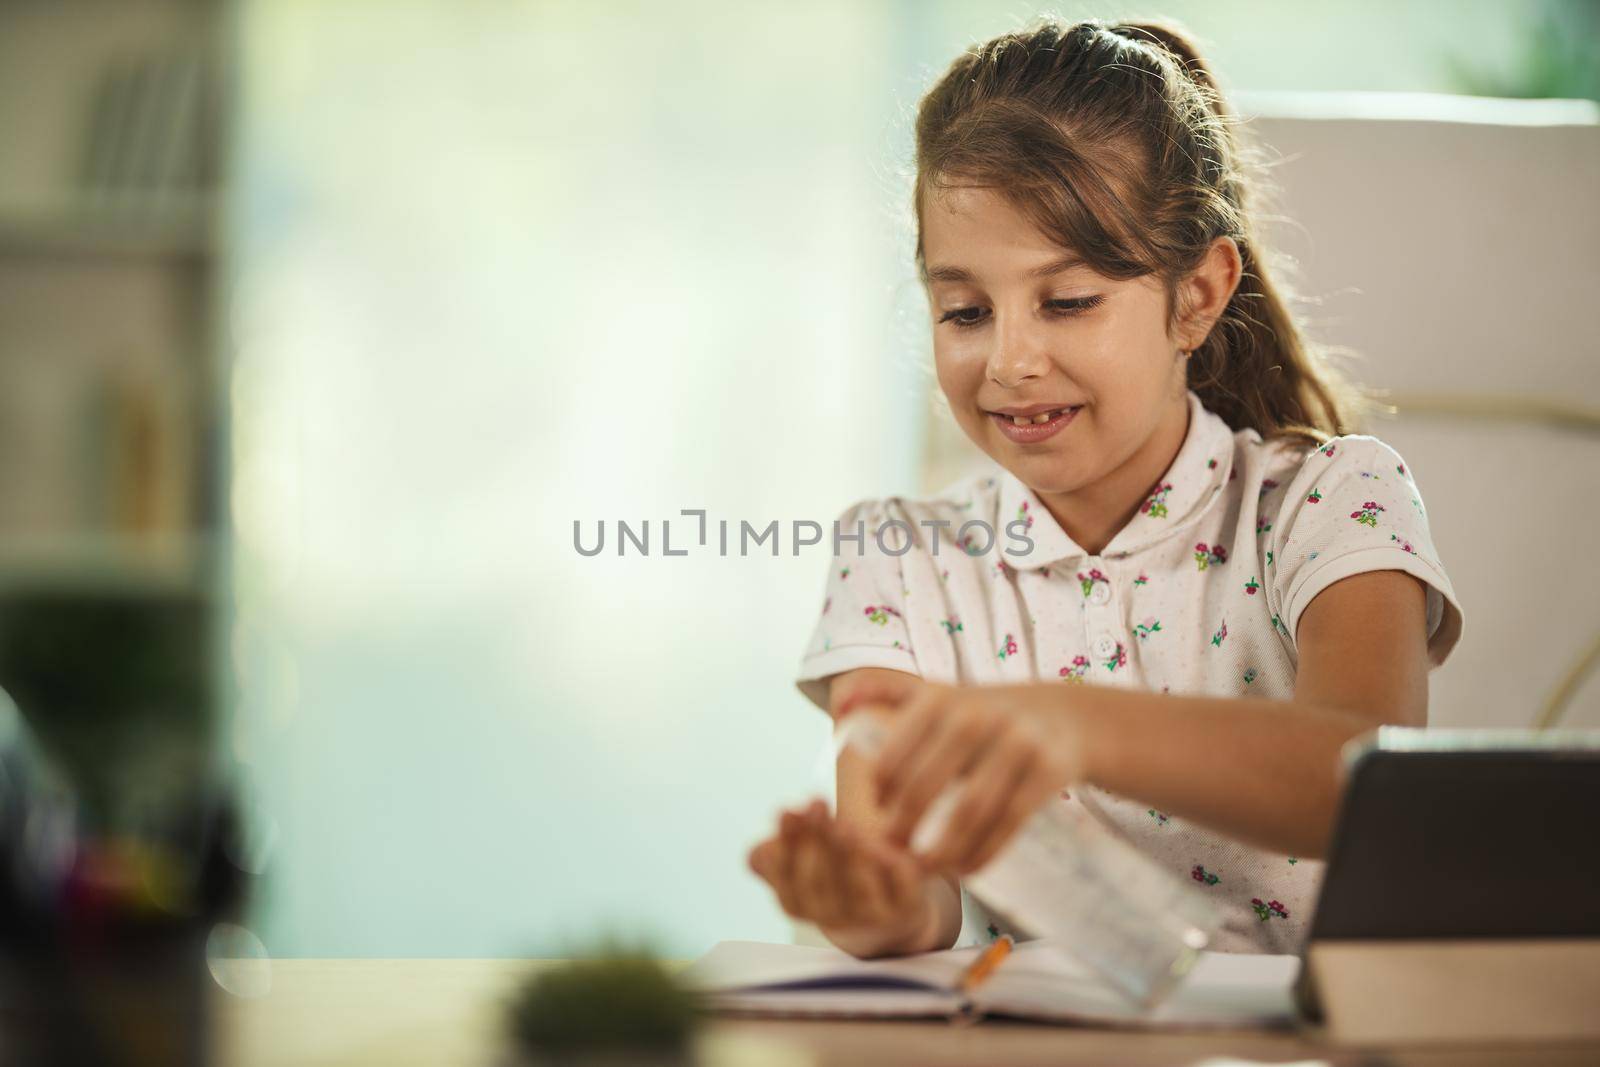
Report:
958,934,1014,994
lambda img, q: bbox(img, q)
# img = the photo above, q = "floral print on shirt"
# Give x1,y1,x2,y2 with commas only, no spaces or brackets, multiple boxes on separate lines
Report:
1077,568,1109,597
1059,655,1091,683
1142,481,1174,518
1351,500,1385,527
1251,898,1290,921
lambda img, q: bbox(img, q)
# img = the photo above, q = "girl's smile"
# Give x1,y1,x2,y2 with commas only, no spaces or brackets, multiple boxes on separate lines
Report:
987,403,1083,445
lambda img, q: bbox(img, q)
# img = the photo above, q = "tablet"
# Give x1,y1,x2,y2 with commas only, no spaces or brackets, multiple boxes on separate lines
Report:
1311,727,1600,942
1296,727,1600,1020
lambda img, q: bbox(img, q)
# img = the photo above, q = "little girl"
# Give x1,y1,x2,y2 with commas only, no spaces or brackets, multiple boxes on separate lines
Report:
746,17,1463,958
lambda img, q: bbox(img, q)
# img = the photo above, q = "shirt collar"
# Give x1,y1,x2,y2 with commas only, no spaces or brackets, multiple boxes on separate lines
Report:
996,389,1236,570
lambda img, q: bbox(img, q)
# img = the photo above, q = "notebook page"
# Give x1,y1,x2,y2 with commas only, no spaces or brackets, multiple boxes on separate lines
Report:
678,939,988,995
973,944,1299,1028
700,987,966,1020
680,939,1297,1029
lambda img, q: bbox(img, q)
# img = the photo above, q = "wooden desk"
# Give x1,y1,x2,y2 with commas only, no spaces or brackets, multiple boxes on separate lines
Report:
215,959,1600,1067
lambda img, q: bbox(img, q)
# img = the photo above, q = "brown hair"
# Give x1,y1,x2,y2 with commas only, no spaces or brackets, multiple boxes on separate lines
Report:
913,16,1363,444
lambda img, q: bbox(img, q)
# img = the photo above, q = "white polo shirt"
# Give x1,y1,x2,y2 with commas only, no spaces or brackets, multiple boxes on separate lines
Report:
795,388,1464,953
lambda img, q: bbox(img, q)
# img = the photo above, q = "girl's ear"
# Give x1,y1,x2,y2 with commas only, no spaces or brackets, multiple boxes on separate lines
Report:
1175,235,1243,351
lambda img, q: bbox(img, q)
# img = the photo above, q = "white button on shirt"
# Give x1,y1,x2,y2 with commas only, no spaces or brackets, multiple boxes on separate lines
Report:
796,389,1464,953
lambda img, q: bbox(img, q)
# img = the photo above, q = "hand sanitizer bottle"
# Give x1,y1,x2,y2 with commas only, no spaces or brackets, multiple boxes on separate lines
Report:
833,711,1220,1008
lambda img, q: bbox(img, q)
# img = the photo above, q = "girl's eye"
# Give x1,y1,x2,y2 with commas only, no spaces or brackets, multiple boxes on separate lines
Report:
937,295,1105,330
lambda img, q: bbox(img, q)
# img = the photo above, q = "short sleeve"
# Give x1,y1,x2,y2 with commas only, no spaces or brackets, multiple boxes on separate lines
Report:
794,498,920,713
1266,435,1464,667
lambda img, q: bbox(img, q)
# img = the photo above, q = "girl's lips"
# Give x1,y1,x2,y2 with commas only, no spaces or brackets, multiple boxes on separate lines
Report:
989,405,1080,444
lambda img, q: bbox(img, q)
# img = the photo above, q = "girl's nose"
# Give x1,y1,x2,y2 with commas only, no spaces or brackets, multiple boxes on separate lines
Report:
986,316,1053,388
988,362,1044,389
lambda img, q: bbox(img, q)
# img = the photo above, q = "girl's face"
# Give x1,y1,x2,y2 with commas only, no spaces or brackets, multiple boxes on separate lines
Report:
921,185,1191,498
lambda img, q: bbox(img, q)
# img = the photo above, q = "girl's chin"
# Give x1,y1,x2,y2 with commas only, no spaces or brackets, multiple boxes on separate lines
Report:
981,447,1090,496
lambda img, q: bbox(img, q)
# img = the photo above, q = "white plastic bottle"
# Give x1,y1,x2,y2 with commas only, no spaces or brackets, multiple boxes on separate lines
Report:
833,711,1220,1008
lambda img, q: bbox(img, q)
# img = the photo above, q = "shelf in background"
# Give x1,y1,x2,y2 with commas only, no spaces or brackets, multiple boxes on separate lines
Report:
0,532,210,595
0,197,213,261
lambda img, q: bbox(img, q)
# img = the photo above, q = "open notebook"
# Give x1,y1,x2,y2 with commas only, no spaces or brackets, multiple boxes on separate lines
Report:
678,939,1299,1028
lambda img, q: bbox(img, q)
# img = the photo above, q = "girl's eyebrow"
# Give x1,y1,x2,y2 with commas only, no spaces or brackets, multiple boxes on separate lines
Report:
923,253,1087,284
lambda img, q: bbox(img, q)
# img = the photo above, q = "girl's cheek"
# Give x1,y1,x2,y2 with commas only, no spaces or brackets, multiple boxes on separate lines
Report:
932,362,975,412
935,346,988,396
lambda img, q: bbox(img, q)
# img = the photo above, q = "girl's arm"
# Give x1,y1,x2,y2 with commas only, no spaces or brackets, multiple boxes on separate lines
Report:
1073,569,1429,859
860,570,1431,868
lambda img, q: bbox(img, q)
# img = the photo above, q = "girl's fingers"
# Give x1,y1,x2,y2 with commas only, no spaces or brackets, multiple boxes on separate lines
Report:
811,804,850,924
747,837,778,881
921,731,1034,872
769,833,807,920
883,709,992,848
765,800,940,930
791,822,830,921
872,688,941,803
962,773,1060,875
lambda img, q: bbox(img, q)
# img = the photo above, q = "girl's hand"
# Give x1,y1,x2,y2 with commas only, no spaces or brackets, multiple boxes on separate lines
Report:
746,798,932,931
843,678,1088,876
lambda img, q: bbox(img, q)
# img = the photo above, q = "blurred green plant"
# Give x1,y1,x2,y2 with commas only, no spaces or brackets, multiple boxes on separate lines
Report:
504,935,701,1066
1442,0,1600,102
0,589,212,825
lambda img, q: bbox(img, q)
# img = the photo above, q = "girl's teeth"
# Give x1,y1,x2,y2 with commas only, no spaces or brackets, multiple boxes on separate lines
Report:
1005,407,1077,427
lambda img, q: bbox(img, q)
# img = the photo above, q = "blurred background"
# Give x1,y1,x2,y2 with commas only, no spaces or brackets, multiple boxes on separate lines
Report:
0,0,1596,976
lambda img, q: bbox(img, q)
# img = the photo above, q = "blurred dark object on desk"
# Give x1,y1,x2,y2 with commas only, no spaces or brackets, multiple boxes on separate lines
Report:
0,589,249,1067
